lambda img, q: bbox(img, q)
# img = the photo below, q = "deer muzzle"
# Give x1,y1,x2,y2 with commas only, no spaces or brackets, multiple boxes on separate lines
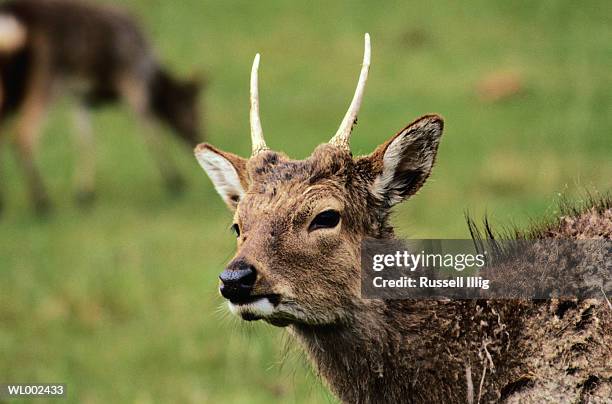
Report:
219,261,257,304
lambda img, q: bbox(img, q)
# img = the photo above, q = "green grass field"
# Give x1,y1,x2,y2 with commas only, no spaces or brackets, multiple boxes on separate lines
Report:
1,0,610,402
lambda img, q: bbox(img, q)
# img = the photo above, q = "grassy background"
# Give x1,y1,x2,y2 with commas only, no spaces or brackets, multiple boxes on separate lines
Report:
1,0,610,402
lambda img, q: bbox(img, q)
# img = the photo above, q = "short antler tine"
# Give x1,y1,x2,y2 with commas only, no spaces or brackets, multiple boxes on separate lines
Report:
250,53,268,156
329,33,371,150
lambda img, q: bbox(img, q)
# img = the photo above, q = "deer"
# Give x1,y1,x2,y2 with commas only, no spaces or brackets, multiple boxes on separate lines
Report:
0,0,204,215
194,34,611,403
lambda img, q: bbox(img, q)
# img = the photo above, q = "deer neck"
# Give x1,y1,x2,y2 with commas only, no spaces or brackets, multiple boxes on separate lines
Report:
288,296,458,403
289,306,392,403
289,298,483,403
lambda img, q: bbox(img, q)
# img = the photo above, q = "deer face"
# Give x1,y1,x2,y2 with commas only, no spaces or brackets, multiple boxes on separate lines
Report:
152,71,204,146
166,79,202,146
195,35,443,327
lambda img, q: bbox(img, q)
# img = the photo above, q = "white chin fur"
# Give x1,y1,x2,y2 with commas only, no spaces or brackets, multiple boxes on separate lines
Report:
228,297,275,318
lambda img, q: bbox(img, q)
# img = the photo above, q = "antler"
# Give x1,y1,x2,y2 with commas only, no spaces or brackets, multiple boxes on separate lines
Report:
250,53,268,156
249,35,369,154
329,33,371,150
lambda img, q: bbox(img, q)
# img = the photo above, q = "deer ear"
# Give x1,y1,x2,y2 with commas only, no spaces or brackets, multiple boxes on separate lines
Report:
363,115,443,207
194,144,248,210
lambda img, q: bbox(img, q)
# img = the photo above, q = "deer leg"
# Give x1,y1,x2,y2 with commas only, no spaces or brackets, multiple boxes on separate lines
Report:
13,91,51,215
145,126,186,195
72,103,96,206
0,82,6,214
0,122,6,215
119,78,185,195
139,121,186,195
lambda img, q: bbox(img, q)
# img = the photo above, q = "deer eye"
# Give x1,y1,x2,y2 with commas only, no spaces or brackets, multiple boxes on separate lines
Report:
309,210,341,231
231,223,241,237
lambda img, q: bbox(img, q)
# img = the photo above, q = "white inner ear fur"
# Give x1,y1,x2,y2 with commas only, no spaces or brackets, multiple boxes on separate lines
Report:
195,148,245,208
371,127,436,206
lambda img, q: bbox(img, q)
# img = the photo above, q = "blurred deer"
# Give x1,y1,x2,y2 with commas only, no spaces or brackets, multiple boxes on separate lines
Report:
0,0,204,214
195,35,611,403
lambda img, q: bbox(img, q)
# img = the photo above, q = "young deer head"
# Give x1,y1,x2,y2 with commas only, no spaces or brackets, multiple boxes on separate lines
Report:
152,69,204,147
195,34,443,327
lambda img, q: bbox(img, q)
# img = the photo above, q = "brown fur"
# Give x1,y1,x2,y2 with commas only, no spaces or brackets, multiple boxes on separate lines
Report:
196,95,611,403
0,0,204,213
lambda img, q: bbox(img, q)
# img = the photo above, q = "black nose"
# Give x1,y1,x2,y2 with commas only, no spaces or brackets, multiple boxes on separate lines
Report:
219,261,257,303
